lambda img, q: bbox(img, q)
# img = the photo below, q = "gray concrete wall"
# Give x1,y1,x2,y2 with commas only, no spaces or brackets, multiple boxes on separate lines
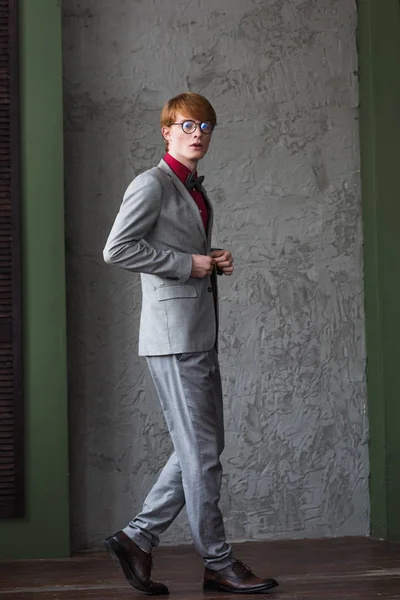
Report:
62,0,369,552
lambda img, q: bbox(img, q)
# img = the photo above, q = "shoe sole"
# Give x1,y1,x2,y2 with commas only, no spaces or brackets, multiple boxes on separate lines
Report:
203,580,279,594
104,537,169,596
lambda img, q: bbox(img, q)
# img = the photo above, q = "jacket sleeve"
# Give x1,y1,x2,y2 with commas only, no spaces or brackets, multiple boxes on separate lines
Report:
210,247,224,276
103,172,192,281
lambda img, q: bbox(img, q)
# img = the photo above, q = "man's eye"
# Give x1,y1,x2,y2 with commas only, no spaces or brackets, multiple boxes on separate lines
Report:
182,121,195,132
201,122,213,133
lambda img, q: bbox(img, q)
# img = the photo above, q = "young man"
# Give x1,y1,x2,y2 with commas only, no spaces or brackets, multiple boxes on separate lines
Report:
103,93,278,595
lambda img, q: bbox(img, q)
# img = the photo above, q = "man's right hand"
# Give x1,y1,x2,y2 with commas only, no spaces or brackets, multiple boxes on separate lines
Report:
190,254,214,278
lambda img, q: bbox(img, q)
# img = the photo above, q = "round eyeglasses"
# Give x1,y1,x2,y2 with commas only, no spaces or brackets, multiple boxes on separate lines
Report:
170,120,215,135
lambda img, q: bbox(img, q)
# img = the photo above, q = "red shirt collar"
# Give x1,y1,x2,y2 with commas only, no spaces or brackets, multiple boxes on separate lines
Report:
163,153,197,186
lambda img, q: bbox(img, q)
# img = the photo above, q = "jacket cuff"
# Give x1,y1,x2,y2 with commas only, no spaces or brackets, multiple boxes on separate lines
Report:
177,253,193,282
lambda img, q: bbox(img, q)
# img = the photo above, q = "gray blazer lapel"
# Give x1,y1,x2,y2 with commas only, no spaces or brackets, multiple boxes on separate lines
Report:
200,185,214,245
158,159,209,245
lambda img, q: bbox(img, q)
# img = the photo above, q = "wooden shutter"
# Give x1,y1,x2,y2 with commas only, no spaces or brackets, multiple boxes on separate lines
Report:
0,0,24,518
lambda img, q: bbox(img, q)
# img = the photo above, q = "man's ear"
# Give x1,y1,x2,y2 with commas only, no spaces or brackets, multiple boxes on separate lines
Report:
161,126,171,142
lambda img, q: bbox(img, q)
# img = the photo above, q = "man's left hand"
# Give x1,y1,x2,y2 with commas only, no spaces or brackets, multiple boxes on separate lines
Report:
211,249,234,276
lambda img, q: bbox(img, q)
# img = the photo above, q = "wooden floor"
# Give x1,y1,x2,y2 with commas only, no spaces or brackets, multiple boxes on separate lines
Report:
1,537,400,599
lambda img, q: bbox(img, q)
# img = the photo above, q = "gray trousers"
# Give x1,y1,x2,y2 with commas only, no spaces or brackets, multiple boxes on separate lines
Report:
123,348,233,570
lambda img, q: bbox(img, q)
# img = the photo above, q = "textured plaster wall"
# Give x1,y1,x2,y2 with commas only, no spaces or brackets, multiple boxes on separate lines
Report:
62,0,369,551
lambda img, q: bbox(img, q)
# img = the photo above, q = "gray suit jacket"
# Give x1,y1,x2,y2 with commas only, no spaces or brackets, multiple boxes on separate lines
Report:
103,159,218,356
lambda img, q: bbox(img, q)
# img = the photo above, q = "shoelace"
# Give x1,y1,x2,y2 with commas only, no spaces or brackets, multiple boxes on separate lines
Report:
141,554,154,584
232,559,254,579
149,555,154,573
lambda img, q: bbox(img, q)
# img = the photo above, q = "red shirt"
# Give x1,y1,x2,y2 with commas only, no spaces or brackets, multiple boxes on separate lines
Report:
163,153,209,230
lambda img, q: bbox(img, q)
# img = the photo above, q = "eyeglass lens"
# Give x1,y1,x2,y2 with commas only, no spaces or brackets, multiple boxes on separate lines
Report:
181,120,213,134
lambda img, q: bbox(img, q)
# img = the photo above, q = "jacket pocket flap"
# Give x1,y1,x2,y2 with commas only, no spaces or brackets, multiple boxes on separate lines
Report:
156,284,198,301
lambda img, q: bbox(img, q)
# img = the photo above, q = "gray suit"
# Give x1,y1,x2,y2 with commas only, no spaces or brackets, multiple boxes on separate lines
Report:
103,159,218,355
103,158,232,571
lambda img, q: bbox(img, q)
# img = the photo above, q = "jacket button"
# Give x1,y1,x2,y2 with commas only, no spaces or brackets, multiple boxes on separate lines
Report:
208,287,212,292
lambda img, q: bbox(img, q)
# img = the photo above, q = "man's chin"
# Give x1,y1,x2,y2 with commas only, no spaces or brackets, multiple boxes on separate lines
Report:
188,149,207,159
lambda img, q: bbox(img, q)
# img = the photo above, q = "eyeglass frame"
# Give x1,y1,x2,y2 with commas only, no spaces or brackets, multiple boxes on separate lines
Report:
169,120,215,135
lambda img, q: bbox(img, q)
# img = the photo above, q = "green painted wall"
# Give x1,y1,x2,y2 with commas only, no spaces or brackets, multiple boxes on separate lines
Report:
0,0,69,558
358,0,400,540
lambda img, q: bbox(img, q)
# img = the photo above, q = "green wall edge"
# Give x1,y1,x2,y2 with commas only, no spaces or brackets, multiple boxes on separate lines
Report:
0,0,70,559
358,0,400,540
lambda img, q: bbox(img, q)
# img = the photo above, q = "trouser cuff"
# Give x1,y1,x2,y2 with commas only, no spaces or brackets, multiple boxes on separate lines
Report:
122,526,153,554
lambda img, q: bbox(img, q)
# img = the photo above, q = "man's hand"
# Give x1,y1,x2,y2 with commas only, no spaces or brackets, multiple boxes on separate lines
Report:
211,249,234,276
191,254,214,278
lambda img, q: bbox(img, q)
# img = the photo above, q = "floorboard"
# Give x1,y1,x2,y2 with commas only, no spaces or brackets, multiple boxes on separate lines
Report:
1,537,400,599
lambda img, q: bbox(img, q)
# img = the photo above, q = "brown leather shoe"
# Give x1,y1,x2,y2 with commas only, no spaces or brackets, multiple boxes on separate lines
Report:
104,531,169,595
204,560,278,594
